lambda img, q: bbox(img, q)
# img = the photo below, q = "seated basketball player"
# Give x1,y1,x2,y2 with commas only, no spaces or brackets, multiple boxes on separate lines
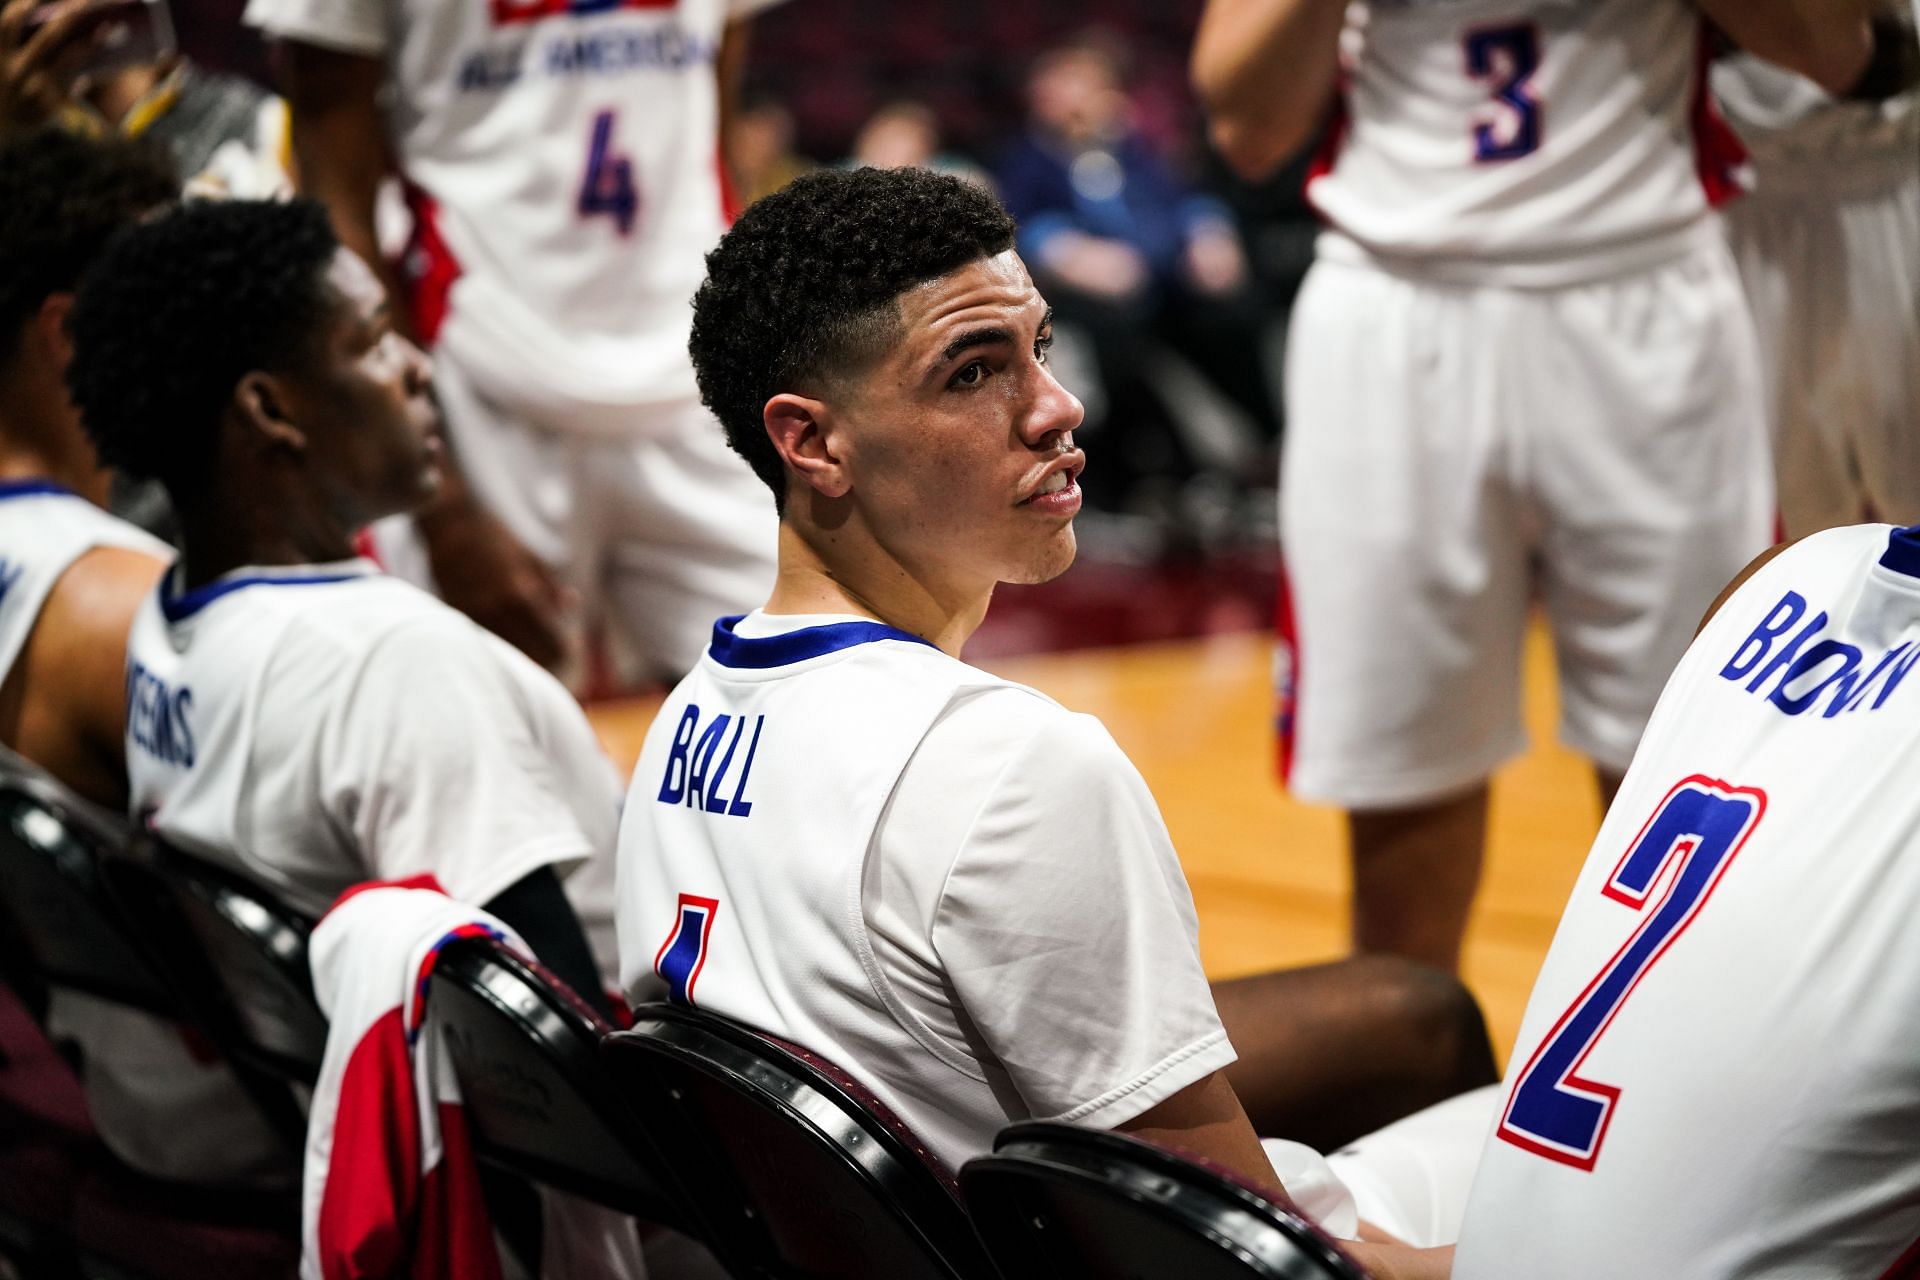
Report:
615,167,1493,1276
1450,524,1920,1275
65,199,619,1023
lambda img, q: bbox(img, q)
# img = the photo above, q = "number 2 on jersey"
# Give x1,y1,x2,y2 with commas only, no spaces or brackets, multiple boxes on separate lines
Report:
1465,24,1542,161
1496,777,1766,1170
579,110,638,235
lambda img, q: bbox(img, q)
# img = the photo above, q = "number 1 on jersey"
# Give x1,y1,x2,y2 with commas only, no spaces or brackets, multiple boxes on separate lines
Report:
579,110,638,235
1465,24,1543,161
1496,776,1765,1170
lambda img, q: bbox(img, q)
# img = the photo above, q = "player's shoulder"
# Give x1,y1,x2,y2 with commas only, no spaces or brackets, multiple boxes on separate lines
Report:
931,680,1135,788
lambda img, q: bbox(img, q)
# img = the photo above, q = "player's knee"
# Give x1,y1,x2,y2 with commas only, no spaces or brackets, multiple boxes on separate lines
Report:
1362,954,1498,1094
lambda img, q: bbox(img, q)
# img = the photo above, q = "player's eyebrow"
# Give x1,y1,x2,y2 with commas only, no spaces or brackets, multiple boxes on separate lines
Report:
936,308,1055,365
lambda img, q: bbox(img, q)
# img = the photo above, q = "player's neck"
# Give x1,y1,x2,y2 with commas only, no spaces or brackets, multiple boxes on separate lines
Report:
0,368,112,504
172,487,361,591
763,522,990,659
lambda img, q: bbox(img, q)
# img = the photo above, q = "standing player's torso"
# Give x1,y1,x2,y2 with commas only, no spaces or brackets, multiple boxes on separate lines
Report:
388,0,735,403
1312,0,1735,279
1455,525,1920,1278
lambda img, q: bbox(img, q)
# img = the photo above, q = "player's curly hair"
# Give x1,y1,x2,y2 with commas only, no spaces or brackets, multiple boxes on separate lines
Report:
690,166,1016,511
0,127,177,368
67,199,339,498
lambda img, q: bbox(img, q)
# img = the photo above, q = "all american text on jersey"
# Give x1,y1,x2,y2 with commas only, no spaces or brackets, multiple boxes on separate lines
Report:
457,22,713,92
126,658,195,768
1720,588,1920,717
656,703,761,817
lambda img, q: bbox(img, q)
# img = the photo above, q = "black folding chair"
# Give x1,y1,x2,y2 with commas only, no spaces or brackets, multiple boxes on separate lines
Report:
103,841,326,1149
605,1003,999,1280
0,749,177,1023
960,1122,1369,1280
429,932,685,1228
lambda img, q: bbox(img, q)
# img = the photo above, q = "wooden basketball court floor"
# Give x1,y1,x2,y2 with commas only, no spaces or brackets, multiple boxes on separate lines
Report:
588,618,1595,1067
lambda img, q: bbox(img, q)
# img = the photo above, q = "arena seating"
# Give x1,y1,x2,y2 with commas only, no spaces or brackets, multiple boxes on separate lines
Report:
961,1122,1368,1280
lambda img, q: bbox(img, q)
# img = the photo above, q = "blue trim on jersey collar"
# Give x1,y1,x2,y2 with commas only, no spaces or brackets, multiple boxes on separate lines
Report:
1879,526,1920,581
706,614,937,669
161,567,367,624
0,479,76,502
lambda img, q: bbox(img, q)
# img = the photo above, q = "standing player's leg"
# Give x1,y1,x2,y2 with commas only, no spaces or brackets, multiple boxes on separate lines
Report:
599,399,779,683
1279,259,1532,973
1534,242,1773,788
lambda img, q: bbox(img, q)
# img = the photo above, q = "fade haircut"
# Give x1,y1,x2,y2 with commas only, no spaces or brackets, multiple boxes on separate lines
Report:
689,166,1016,512
66,199,339,499
0,128,178,368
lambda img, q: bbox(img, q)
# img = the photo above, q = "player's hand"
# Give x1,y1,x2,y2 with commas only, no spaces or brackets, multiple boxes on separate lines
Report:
0,0,94,134
416,497,572,671
1344,1242,1455,1280
1183,222,1248,295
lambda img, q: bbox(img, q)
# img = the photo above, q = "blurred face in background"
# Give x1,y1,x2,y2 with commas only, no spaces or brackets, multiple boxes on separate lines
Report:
1027,46,1126,145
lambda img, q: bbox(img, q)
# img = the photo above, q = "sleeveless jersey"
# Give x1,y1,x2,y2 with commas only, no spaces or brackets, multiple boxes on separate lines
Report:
124,559,618,923
0,481,167,681
1454,524,1920,1278
243,0,781,432
616,612,1235,1169
1309,0,1745,285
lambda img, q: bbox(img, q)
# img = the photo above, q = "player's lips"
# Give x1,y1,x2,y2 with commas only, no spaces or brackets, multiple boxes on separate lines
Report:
1018,452,1086,515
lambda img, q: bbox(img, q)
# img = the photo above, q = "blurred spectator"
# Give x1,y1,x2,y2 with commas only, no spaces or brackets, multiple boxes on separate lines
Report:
845,98,989,186
730,91,811,206
996,34,1279,515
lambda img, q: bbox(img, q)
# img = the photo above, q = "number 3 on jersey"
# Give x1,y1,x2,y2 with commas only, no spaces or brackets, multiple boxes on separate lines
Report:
1465,24,1542,161
1497,777,1766,1170
579,110,638,235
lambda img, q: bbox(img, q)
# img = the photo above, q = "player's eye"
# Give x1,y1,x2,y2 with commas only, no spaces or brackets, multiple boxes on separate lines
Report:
1034,330,1055,365
950,360,987,389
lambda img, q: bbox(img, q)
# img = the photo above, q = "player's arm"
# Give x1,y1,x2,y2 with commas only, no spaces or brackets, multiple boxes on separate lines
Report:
1694,0,1875,95
278,41,409,329
30,544,169,807
1118,1069,1290,1196
484,866,614,1019
1191,0,1349,181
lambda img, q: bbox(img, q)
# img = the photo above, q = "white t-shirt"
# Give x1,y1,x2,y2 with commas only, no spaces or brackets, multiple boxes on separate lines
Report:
1454,524,1920,1278
242,0,783,431
616,611,1236,1171
1309,0,1747,285
125,559,621,934
0,481,166,678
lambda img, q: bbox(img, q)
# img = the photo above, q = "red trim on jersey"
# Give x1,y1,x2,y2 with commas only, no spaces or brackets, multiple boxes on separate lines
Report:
353,527,384,568
715,142,741,225
1301,85,1350,221
1689,24,1749,208
1880,1235,1920,1279
400,181,462,347
1273,556,1302,789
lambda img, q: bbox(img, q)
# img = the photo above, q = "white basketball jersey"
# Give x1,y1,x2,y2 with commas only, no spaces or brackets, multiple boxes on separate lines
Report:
0,481,167,682
1454,524,1920,1278
616,612,1235,1169
1309,0,1747,284
124,559,618,922
243,0,782,431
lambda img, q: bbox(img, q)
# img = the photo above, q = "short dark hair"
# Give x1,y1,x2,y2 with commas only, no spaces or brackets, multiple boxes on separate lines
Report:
689,166,1016,510
0,128,177,367
67,199,339,498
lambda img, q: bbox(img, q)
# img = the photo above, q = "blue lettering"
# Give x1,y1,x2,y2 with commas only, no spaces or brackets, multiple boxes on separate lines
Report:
1768,639,1861,716
727,716,762,818
1745,611,1828,695
0,560,20,609
1721,591,1807,683
685,713,729,811
1866,643,1920,711
704,715,747,814
656,705,698,804
124,660,195,767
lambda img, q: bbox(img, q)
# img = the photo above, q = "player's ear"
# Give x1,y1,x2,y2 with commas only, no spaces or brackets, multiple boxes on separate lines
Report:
235,371,308,454
765,393,849,500
32,293,75,368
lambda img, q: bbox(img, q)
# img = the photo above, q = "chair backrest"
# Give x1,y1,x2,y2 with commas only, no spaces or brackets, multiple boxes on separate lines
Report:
0,750,175,1017
428,933,683,1225
959,1122,1369,1280
606,1004,999,1280
127,843,328,1090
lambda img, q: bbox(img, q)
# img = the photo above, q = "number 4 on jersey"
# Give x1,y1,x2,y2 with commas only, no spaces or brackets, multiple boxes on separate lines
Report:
1497,777,1766,1170
579,110,638,235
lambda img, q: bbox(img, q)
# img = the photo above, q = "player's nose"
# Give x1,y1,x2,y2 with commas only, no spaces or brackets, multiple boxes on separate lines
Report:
400,337,433,395
1023,360,1085,446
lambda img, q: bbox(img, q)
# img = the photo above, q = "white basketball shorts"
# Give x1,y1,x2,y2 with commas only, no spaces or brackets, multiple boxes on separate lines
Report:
368,353,778,686
1277,239,1773,809
1727,154,1920,536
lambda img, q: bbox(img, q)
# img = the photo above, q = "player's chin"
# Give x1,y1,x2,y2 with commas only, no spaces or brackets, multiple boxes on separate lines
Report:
1002,525,1078,586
